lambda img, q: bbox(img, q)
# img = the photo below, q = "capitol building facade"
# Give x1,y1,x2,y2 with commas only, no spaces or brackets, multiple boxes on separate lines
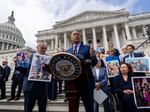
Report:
36,9,150,55
0,11,25,51
0,12,33,70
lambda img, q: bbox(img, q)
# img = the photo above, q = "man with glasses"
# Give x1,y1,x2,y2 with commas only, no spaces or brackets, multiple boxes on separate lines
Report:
23,42,50,112
66,30,97,112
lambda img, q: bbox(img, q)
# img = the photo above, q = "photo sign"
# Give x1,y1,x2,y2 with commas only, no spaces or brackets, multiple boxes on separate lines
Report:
125,57,150,72
132,76,150,108
28,53,51,82
106,60,119,77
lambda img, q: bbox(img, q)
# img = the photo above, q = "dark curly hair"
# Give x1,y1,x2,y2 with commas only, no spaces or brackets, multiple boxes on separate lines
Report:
119,63,133,76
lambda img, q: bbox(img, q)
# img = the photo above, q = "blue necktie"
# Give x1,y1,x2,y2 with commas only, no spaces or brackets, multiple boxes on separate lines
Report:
74,45,78,54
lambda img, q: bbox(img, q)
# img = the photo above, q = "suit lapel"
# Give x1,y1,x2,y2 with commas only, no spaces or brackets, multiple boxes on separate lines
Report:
78,44,83,54
92,68,97,79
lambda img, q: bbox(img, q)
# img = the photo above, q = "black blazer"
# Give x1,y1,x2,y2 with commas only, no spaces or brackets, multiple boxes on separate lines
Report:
3,65,11,81
123,52,144,62
0,66,5,82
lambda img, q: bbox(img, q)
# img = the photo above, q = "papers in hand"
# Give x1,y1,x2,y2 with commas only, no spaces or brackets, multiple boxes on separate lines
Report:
94,89,108,104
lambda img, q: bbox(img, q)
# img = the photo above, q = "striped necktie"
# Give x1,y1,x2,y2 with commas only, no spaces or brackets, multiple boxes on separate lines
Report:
73,45,78,54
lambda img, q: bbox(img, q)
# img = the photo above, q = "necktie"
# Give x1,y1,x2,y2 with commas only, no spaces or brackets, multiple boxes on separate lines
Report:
74,45,78,54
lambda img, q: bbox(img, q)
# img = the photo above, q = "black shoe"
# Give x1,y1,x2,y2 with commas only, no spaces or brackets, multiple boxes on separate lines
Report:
64,98,68,102
7,98,15,102
0,96,5,100
15,97,20,101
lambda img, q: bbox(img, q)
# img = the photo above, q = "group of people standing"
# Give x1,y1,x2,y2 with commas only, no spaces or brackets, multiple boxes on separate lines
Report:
0,29,149,112
0,60,11,100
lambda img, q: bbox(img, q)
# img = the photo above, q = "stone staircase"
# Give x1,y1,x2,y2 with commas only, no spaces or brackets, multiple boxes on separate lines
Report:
0,79,104,112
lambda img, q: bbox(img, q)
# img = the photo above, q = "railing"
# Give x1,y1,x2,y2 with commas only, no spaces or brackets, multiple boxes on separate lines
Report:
134,25,150,51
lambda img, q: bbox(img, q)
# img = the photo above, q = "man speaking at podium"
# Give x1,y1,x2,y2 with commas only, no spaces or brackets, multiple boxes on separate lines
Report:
66,30,97,112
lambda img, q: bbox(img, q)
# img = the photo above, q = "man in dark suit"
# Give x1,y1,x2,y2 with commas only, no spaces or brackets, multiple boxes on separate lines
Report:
23,42,50,112
7,54,28,101
0,60,11,99
0,65,6,99
66,30,97,112
123,44,145,62
123,44,146,76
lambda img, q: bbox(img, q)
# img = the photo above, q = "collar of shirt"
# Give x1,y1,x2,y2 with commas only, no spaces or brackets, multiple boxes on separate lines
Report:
73,43,81,52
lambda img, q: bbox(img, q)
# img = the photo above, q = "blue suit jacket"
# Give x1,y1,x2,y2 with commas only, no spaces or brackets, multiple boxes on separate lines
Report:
92,67,109,93
67,44,97,85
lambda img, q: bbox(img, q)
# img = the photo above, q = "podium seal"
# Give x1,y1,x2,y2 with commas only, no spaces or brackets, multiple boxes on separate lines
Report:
49,52,82,80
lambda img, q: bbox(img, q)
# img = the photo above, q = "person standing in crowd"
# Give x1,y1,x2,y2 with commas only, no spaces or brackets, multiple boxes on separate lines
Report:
123,44,145,76
47,75,58,101
107,43,120,56
92,59,111,112
123,44,145,62
23,42,50,112
0,65,6,100
0,60,11,99
106,49,120,62
66,30,97,112
7,52,29,101
119,47,127,63
113,63,138,112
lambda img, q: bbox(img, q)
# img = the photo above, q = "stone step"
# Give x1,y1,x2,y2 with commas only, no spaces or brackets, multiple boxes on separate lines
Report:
4,94,67,102
0,105,84,112
0,99,85,107
0,105,104,112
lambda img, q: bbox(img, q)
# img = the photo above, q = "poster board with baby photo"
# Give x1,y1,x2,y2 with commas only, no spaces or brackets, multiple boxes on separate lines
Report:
125,57,150,72
106,60,119,78
132,76,150,109
28,53,51,82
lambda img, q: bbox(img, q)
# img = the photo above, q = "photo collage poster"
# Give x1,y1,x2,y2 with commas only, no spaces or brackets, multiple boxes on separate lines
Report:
28,53,51,82
106,60,119,77
132,76,150,109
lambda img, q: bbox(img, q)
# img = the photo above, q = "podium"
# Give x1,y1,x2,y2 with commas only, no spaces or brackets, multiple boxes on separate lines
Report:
49,52,82,112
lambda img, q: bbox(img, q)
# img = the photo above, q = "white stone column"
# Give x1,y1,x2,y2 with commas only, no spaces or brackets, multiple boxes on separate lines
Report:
125,23,131,40
82,29,86,44
122,30,126,46
55,34,58,49
59,38,62,49
102,25,108,51
111,32,116,47
6,43,9,50
51,39,54,50
11,44,13,49
132,26,137,39
1,42,4,50
92,27,97,50
64,32,67,50
113,24,121,50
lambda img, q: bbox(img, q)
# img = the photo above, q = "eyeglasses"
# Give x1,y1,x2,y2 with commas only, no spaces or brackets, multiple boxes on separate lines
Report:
73,33,79,35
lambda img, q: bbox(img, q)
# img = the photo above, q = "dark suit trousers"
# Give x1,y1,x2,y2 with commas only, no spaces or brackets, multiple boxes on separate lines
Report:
11,78,23,98
0,81,6,97
119,94,137,112
68,80,94,112
24,82,47,112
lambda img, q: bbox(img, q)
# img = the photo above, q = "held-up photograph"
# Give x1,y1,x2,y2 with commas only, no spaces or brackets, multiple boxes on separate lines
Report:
132,76,150,109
